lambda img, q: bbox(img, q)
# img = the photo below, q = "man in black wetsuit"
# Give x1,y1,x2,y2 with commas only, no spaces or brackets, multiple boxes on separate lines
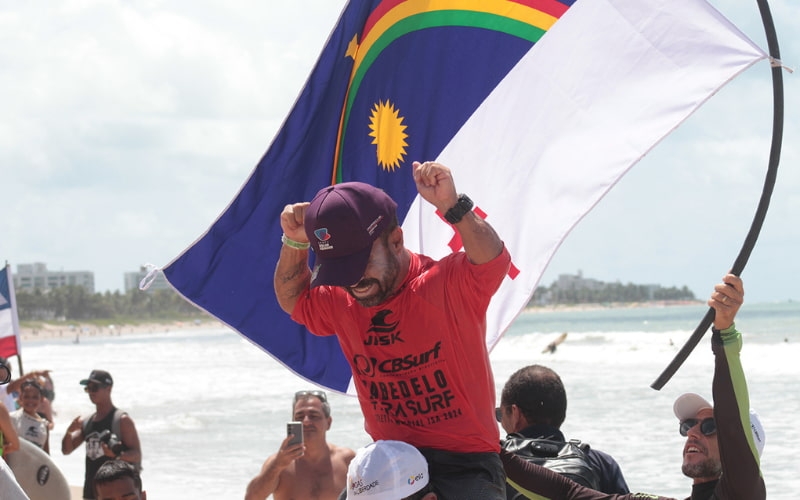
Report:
499,274,767,500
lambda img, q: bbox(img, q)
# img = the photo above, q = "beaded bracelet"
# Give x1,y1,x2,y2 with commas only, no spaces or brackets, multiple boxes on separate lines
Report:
281,234,310,250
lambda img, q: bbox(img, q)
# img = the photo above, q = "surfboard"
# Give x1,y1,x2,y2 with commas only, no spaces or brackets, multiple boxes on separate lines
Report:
6,439,72,500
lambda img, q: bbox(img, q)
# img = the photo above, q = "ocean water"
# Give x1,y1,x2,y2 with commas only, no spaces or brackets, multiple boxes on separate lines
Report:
18,301,800,499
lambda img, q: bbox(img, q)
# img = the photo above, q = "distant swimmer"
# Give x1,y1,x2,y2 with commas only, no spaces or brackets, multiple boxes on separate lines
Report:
542,332,567,354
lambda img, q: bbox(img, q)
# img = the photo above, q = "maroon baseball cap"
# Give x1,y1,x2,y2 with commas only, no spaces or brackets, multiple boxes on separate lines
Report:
304,182,397,288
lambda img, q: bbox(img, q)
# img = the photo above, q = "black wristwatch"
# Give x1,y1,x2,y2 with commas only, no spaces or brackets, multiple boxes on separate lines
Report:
444,194,474,224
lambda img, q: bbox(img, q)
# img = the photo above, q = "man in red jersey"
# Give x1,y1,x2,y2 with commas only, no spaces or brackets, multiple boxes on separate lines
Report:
275,161,511,499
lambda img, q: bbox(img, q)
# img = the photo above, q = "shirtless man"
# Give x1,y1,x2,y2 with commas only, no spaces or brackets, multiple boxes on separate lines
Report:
245,390,355,500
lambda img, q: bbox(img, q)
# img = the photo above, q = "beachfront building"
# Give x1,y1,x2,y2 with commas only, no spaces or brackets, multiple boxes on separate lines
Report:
13,262,95,294
530,271,599,305
124,266,171,293
552,270,605,293
530,270,693,306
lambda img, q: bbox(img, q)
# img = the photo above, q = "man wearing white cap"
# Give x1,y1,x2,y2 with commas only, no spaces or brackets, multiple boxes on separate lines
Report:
345,441,437,500
673,393,765,493
498,274,766,500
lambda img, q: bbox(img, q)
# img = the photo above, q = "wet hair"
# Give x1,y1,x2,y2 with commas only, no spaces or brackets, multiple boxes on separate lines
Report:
501,364,567,428
94,460,143,495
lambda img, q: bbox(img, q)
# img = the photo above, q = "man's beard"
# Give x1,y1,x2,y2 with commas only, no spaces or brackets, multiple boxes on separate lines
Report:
682,458,722,479
345,246,401,307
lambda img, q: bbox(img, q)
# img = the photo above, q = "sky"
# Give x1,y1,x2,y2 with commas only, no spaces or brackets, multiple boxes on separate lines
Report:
1,0,798,305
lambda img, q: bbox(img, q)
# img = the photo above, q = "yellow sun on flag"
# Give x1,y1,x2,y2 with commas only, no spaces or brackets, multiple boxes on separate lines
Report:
368,100,408,171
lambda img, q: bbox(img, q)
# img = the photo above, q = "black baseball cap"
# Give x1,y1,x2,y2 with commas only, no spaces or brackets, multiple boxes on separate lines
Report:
304,182,397,288
80,369,113,387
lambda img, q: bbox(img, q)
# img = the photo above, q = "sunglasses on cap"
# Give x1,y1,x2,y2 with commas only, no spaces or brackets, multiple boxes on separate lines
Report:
679,417,716,437
295,390,327,403
84,383,109,393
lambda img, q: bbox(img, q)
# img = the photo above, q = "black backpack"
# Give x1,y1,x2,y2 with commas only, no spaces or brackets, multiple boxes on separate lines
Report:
502,433,601,498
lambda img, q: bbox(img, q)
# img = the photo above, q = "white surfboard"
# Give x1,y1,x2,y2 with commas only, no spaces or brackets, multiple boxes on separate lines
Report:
6,439,71,500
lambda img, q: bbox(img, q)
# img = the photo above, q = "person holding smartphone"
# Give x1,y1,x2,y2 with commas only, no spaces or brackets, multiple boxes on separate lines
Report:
245,390,356,500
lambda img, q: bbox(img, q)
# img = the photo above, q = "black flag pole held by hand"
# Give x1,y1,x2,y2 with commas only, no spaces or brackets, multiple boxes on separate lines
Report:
651,0,786,390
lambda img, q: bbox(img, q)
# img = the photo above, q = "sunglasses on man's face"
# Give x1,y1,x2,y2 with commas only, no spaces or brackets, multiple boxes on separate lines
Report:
84,384,107,393
295,390,327,404
495,407,503,422
679,417,716,437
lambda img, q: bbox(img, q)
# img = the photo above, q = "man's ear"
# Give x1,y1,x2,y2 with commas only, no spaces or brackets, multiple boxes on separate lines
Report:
388,226,404,252
510,404,527,431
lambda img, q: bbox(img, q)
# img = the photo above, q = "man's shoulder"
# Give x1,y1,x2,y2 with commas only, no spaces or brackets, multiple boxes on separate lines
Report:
118,410,134,421
330,443,356,462
325,442,355,460
585,446,625,472
586,446,620,462
117,410,139,433
503,432,602,490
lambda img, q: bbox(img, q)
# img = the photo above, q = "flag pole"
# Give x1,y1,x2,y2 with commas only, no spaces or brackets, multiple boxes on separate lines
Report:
2,262,24,375
651,0,785,390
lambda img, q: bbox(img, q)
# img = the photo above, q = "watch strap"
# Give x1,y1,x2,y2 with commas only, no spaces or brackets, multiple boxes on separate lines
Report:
444,194,474,224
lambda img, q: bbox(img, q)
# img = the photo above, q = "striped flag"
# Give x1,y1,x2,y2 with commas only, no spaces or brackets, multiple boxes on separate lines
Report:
164,0,766,393
0,264,22,359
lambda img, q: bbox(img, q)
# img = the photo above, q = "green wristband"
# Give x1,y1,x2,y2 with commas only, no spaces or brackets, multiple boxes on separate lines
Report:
281,234,310,250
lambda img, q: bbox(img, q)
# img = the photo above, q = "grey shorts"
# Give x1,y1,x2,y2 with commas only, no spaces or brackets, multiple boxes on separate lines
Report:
419,448,506,500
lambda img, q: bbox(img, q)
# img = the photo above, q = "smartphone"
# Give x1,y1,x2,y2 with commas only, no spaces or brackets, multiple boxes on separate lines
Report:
286,422,303,447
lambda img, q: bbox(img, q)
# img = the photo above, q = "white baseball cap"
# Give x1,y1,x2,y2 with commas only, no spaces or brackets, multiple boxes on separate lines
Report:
673,393,765,456
346,440,429,499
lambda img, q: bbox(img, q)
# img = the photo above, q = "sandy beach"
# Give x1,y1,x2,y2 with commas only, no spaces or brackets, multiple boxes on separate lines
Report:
19,318,226,344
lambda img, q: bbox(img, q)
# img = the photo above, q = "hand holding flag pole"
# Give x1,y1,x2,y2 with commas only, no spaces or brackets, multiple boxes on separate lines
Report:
651,0,785,390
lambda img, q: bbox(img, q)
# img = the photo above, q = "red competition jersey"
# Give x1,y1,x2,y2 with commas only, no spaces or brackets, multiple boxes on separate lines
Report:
293,247,511,453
